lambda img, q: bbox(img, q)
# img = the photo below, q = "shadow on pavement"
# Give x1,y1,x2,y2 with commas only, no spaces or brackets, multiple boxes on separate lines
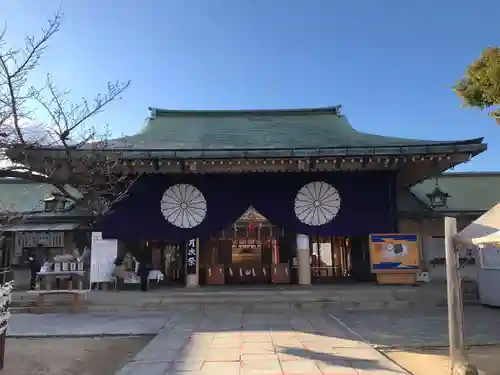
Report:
280,346,403,372
116,310,409,375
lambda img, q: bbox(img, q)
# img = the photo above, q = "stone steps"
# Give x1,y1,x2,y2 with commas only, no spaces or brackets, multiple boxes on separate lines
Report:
10,283,465,313
12,302,479,314
12,300,431,314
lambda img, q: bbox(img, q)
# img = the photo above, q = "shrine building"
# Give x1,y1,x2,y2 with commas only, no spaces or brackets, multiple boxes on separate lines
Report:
9,106,487,287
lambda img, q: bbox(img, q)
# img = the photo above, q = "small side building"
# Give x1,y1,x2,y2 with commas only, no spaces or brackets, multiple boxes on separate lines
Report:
402,172,500,281
0,178,92,288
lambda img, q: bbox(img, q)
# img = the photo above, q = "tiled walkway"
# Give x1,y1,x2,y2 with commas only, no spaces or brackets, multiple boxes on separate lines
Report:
116,310,409,375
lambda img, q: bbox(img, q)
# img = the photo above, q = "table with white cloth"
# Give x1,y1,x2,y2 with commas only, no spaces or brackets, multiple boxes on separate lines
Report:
122,270,164,285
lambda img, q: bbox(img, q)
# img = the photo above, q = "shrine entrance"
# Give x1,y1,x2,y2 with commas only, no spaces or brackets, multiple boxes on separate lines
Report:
310,236,352,283
199,206,292,285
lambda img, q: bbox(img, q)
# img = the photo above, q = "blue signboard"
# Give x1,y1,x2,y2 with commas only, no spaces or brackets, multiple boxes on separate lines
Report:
370,234,420,271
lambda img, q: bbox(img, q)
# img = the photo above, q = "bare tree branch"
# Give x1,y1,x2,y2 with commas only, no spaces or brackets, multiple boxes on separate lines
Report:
0,10,61,144
0,7,134,222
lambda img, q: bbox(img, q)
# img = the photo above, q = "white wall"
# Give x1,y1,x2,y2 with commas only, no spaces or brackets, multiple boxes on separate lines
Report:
429,264,478,281
427,236,473,260
399,217,478,281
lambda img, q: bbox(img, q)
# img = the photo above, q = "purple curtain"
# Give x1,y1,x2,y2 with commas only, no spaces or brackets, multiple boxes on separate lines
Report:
100,171,396,241
249,171,396,236
100,173,251,241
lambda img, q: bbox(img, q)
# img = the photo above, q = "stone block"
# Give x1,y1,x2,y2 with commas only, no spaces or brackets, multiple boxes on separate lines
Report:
241,343,275,354
205,348,241,361
115,362,171,375
201,361,240,375
281,360,322,374
316,360,358,374
241,358,282,374
171,360,204,371
240,353,279,362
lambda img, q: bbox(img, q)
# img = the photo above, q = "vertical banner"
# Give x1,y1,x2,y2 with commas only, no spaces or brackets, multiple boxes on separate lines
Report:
90,232,118,283
370,234,420,272
186,238,197,275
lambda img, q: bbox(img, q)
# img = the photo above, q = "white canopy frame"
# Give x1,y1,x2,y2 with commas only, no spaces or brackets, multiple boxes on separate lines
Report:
454,203,500,248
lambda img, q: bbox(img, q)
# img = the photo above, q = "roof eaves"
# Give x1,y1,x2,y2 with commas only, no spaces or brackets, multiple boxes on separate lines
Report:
23,214,93,223
0,178,45,185
441,171,500,177
110,138,486,158
424,210,485,217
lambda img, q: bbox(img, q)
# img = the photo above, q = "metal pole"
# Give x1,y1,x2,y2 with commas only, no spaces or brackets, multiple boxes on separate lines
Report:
444,217,478,375
455,251,466,353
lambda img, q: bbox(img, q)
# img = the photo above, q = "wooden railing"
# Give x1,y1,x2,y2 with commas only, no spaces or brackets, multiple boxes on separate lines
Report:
202,263,292,285
310,266,351,284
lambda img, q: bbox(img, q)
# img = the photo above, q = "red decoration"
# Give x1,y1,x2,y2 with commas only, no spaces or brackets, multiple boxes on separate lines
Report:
248,212,255,233
273,240,280,264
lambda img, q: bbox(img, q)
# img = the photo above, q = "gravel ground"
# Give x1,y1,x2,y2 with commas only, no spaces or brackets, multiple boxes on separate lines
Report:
1,336,152,375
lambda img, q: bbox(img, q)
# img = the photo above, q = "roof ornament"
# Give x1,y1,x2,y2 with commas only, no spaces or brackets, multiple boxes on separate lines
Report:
426,177,450,209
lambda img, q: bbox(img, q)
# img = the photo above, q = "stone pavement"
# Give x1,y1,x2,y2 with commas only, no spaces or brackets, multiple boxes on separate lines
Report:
7,305,500,374
328,305,500,348
116,310,410,375
7,311,173,337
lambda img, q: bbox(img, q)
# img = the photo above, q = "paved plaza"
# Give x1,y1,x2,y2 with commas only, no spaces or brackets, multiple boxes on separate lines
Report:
115,310,409,375
7,306,500,374
328,306,500,348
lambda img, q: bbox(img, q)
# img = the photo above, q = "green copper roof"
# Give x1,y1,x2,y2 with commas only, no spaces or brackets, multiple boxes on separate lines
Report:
0,178,81,214
107,106,483,151
411,172,500,213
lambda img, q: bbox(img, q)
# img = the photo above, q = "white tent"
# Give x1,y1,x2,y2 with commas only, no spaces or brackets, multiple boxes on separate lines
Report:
454,204,500,306
454,203,500,247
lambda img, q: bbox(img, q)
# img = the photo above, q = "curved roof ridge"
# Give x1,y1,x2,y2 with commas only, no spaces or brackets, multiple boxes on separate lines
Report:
93,105,487,151
149,105,342,117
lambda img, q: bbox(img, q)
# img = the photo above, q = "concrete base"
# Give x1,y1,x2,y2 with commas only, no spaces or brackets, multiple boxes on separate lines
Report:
185,274,199,288
453,363,479,375
296,234,311,285
376,273,417,285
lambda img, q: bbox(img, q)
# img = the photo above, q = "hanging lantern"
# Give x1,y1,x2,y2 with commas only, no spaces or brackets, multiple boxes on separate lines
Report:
426,178,450,209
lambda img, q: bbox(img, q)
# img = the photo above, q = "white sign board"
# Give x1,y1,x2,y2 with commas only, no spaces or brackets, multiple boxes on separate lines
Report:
123,271,140,284
15,232,64,251
90,232,118,283
480,246,500,270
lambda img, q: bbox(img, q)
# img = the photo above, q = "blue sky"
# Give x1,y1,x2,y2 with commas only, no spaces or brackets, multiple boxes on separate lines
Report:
3,0,499,171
